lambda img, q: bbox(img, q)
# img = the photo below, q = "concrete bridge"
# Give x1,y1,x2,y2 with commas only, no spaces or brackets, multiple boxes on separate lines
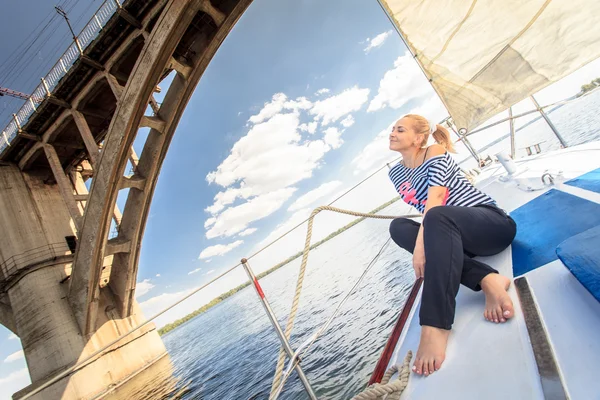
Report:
0,0,252,397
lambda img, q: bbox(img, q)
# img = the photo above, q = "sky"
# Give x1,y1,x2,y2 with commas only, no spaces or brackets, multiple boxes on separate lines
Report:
2,0,600,396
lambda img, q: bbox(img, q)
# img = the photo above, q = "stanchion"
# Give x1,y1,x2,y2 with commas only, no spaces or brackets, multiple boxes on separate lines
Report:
241,258,318,400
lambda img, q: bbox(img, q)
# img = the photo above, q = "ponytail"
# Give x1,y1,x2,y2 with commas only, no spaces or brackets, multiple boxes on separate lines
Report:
403,114,457,152
432,124,456,153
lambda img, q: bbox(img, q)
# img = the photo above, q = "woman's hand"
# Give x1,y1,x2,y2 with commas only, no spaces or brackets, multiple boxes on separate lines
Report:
413,243,425,278
413,225,426,278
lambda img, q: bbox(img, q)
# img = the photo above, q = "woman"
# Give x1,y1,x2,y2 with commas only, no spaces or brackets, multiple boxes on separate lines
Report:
388,114,517,377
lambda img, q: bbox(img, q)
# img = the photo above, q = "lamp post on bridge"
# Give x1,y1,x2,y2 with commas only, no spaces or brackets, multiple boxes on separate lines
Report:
55,5,84,55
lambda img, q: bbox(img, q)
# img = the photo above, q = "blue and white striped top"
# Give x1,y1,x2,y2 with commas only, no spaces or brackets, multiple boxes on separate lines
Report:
388,152,495,213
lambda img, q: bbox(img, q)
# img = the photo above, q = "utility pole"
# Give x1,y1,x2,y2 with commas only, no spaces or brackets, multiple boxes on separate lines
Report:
55,6,83,54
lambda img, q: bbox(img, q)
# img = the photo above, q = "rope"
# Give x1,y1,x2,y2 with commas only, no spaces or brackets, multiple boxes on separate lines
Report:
351,351,413,400
271,238,393,399
269,205,420,399
19,161,406,400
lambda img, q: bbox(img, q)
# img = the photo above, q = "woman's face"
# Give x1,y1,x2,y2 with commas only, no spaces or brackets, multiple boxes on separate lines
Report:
389,117,419,152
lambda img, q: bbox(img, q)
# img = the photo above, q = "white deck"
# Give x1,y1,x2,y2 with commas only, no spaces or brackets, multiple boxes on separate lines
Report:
388,141,600,400
527,260,600,399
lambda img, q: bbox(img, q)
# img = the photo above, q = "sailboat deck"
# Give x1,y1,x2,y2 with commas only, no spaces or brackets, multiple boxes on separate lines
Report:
388,141,600,399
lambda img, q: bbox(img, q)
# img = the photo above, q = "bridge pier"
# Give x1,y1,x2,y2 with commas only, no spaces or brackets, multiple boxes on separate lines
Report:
0,165,168,399
0,0,254,397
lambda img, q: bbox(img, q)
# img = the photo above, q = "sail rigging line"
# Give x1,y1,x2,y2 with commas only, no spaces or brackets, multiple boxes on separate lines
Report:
18,262,242,400
271,237,393,399
18,157,416,400
244,156,401,262
465,90,600,137
269,206,421,398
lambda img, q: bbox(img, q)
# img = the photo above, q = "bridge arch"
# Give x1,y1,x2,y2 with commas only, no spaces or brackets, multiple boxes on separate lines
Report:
69,0,253,334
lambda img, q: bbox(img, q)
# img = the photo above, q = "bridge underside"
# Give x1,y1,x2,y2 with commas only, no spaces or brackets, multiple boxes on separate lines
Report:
0,0,253,397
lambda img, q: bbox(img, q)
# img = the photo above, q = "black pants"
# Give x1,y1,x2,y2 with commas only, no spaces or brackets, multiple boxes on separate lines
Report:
389,205,517,330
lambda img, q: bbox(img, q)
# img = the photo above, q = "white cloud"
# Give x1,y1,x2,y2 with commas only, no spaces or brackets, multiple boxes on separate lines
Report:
284,96,312,111
238,228,257,237
248,93,287,124
155,274,161,277
206,188,297,239
257,208,313,252
340,115,355,128
323,127,344,149
367,53,431,112
204,108,342,237
288,181,343,211
310,86,370,126
136,279,155,297
204,217,217,228
205,187,254,215
299,121,318,134
206,113,327,193
364,30,393,53
188,268,202,275
248,94,313,125
315,88,330,96
0,368,30,395
199,240,244,259
139,289,195,328
138,268,250,329
3,350,24,363
206,269,215,275
352,124,396,175
204,86,364,242
252,171,406,269
406,95,449,123
205,259,212,263
8,333,18,340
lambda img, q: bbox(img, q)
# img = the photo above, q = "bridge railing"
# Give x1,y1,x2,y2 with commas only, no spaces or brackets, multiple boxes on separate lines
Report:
0,242,72,292
0,0,130,155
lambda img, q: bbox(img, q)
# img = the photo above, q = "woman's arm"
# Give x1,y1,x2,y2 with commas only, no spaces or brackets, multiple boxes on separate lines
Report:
413,186,448,277
413,144,447,278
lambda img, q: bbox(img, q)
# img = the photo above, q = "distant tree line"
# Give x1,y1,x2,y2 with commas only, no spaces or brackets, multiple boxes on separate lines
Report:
579,77,600,95
157,196,401,336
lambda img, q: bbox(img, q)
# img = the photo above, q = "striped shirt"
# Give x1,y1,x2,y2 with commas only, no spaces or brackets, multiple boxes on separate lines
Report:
388,152,495,213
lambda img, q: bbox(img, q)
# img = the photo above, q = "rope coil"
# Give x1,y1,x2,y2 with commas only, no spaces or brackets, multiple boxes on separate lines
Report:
352,351,413,400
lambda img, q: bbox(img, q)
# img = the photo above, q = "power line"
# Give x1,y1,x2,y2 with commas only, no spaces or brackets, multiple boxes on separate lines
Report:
0,7,57,73
0,15,64,87
0,0,85,87
0,0,90,126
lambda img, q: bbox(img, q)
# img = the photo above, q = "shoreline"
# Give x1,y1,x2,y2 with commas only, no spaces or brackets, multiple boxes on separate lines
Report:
157,196,401,336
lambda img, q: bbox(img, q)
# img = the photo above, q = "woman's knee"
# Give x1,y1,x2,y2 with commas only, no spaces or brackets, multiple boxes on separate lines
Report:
423,206,452,227
389,217,412,234
389,218,418,251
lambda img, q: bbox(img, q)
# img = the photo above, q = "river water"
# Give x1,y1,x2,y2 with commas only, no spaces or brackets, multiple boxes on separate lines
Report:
159,89,600,400
163,202,414,400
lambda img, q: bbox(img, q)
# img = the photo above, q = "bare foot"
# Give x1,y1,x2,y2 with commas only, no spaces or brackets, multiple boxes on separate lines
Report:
481,273,513,323
412,326,450,376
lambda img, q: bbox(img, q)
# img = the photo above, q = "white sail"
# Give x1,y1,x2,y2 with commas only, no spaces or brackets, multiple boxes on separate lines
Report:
379,0,600,131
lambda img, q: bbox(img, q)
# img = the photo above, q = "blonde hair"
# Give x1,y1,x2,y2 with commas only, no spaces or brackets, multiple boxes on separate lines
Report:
403,114,456,153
